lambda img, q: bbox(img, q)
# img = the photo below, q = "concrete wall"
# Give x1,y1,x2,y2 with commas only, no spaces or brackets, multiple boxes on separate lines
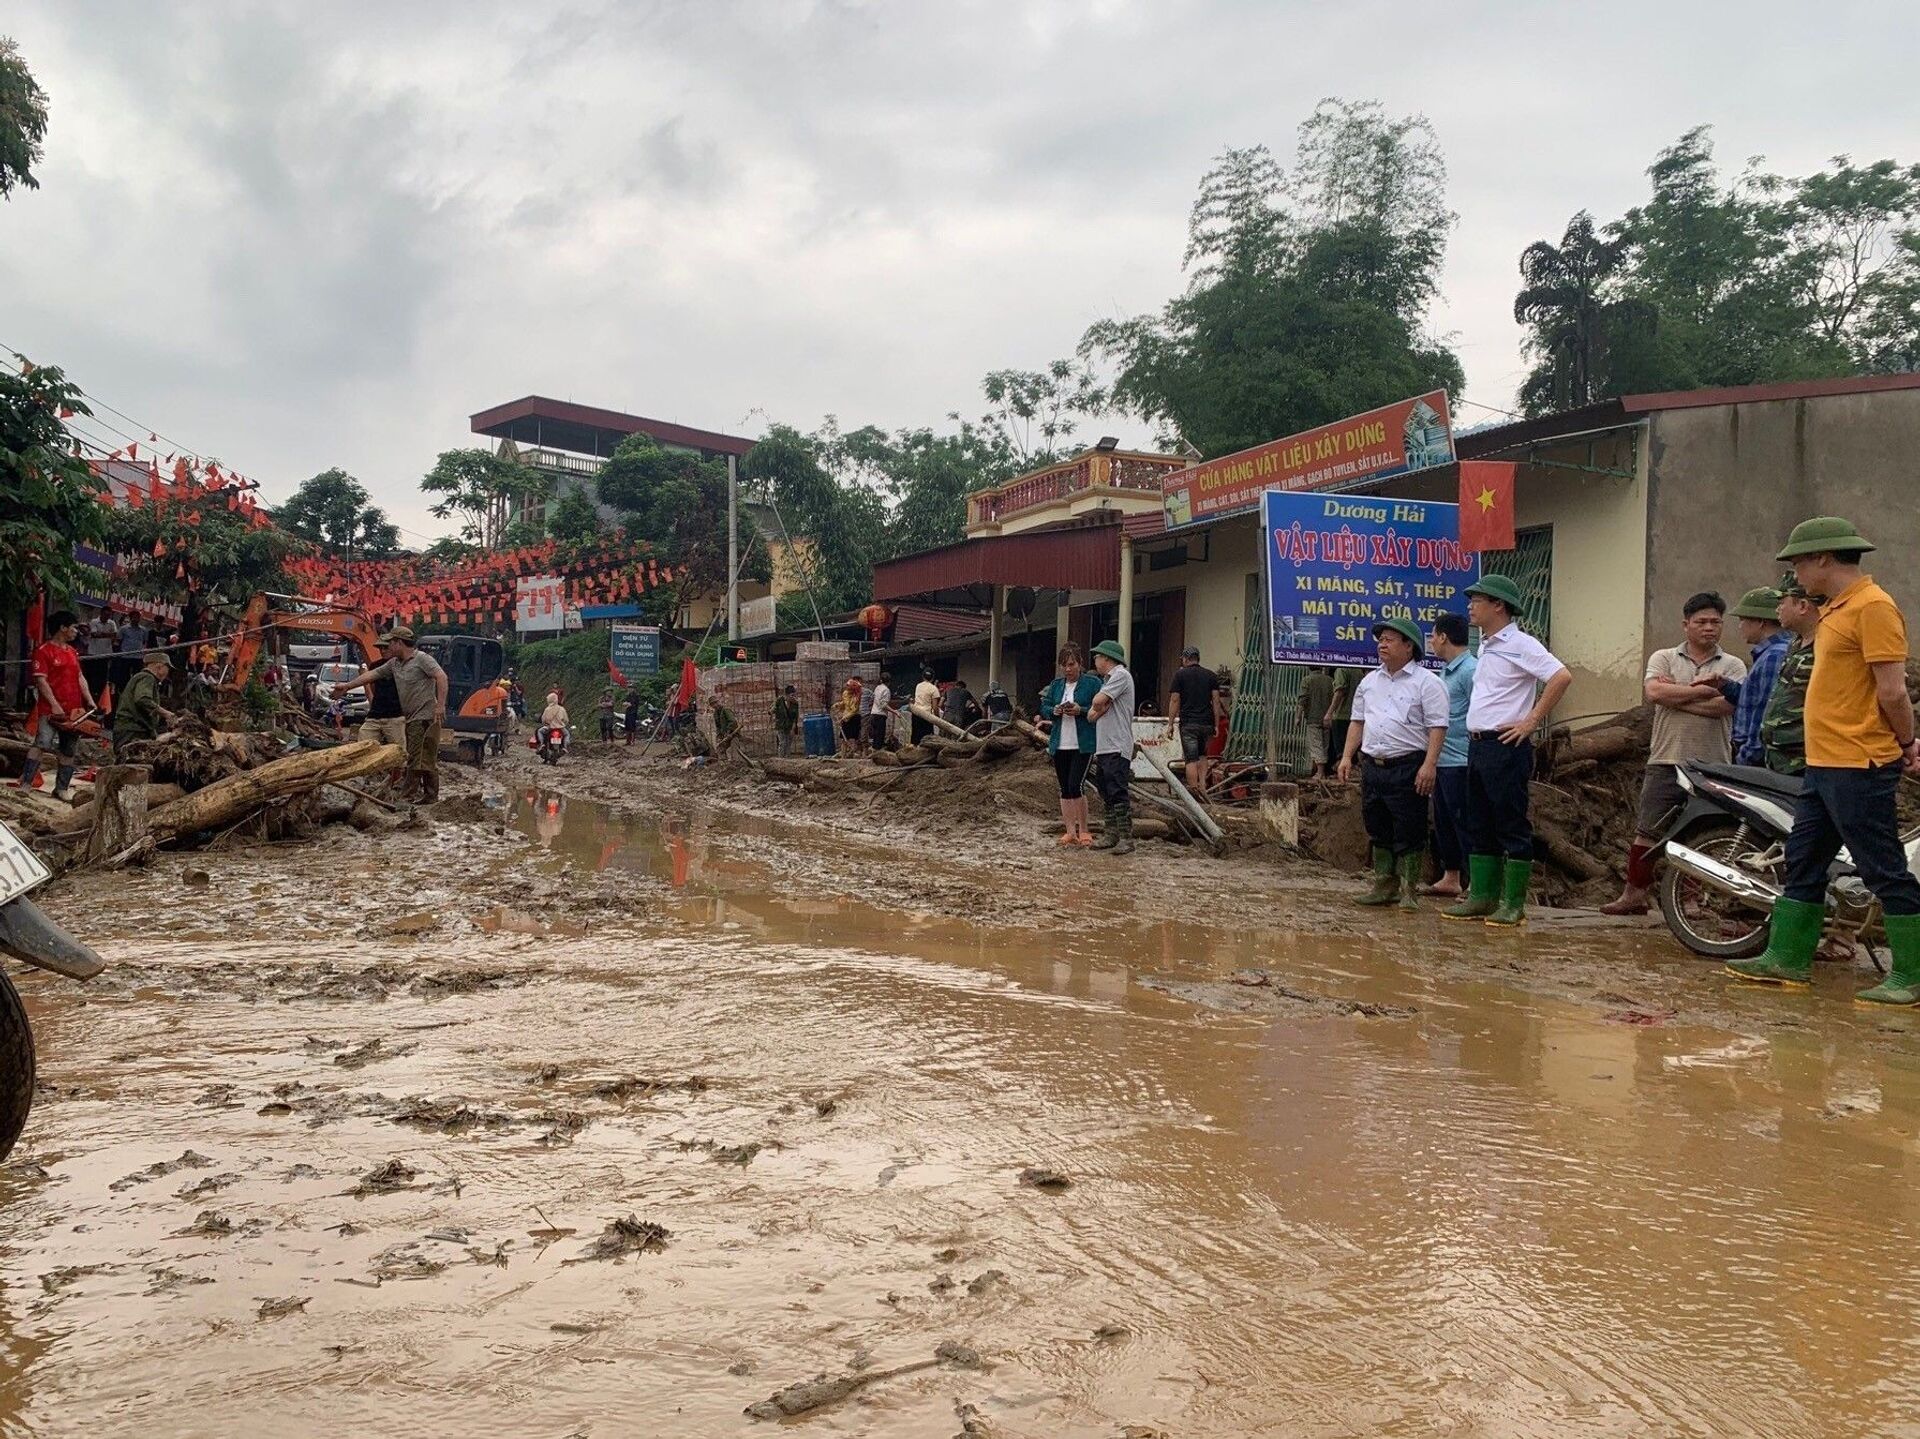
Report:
1645,389,1920,643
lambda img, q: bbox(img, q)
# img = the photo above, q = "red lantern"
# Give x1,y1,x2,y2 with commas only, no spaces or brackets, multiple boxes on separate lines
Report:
857,603,892,641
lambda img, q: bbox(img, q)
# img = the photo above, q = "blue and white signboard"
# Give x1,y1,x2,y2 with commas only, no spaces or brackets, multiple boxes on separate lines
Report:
1261,490,1480,667
610,624,662,678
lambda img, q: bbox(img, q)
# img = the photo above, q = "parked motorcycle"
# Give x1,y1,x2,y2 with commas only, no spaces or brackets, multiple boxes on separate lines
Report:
531,725,569,766
0,819,107,1160
1659,760,1899,969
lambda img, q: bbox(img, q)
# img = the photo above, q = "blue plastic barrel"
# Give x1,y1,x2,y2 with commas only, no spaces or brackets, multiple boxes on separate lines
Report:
802,712,834,757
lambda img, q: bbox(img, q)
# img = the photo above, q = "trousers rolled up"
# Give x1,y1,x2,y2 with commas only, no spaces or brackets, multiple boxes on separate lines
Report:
1463,734,1535,860
1360,753,1427,857
1431,766,1470,872
1782,764,1920,915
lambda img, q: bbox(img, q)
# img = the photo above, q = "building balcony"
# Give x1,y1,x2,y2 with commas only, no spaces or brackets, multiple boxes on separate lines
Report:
965,450,1188,536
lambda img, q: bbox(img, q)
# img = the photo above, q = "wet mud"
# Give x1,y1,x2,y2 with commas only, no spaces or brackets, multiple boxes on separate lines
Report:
2,746,1919,1434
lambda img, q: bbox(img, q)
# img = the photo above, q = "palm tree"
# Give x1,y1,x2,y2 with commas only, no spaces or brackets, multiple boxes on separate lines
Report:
1514,212,1649,415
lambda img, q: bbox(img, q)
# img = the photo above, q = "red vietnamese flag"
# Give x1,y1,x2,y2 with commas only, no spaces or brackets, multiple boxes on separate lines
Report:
607,657,628,688
1457,461,1517,553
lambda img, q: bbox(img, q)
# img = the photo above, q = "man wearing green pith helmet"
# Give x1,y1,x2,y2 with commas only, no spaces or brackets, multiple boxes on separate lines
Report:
1727,517,1920,1005
1441,575,1573,927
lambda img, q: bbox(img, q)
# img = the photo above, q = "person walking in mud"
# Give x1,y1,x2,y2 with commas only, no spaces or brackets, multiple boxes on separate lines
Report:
1442,576,1572,927
19,609,95,801
834,678,863,757
1085,639,1137,854
1757,574,1819,775
1424,613,1476,898
1041,642,1101,847
1337,618,1449,909
1729,518,1920,1005
1297,666,1333,780
1167,645,1225,796
1602,592,1746,916
772,685,800,756
328,627,448,803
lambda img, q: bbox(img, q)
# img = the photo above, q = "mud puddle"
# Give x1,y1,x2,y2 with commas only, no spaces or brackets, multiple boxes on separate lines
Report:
2,784,1919,1434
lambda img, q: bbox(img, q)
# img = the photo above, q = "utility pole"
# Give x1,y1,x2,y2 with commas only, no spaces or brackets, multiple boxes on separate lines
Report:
726,453,740,644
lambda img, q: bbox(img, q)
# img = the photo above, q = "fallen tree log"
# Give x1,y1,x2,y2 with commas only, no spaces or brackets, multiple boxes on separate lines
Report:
1555,726,1638,764
85,765,150,865
1534,820,1612,882
758,758,820,784
146,740,403,843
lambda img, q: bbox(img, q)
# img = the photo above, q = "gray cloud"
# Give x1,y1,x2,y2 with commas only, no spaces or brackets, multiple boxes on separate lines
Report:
2,0,1917,543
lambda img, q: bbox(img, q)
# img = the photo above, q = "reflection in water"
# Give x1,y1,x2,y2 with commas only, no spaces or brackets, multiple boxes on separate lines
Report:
0,788,1914,1435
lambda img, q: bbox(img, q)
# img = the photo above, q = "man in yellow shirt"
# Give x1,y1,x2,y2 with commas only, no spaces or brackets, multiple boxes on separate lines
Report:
1729,518,1920,1004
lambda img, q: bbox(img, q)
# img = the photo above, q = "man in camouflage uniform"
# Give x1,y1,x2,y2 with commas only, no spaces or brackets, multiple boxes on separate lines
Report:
1759,572,1820,776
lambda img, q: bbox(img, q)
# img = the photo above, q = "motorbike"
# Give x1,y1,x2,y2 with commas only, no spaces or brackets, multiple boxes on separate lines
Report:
531,724,569,766
1659,760,1900,970
0,818,107,1160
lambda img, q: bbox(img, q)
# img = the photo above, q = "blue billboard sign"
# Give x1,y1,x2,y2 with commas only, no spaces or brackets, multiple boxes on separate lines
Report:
610,624,662,678
1261,489,1480,667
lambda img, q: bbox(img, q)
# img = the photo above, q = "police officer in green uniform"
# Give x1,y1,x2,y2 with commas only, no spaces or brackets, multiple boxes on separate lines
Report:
1759,571,1819,776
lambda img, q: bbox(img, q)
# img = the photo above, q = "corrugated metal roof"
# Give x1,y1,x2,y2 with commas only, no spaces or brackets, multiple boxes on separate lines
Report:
892,604,990,642
469,396,755,456
871,523,1121,602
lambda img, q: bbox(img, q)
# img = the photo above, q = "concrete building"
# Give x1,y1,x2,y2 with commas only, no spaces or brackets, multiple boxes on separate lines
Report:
870,373,1920,765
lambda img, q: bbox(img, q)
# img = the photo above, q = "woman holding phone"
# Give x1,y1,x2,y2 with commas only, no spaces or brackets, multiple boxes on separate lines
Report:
1039,643,1102,846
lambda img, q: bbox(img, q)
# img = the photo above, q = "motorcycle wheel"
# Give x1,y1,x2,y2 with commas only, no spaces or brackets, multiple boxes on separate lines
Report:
0,968,37,1163
1657,819,1773,960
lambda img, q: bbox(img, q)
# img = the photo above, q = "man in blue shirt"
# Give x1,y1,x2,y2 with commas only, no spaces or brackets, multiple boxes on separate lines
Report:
1729,584,1789,765
1425,613,1477,897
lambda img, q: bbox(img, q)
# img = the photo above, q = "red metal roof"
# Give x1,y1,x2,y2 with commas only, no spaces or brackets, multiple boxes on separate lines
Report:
892,604,989,642
872,523,1121,602
469,395,755,457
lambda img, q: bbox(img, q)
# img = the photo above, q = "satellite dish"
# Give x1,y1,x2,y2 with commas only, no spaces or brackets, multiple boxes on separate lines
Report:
1006,586,1037,619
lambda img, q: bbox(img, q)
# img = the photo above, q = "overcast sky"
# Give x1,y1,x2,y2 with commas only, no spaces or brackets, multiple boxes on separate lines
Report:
4,1,1917,544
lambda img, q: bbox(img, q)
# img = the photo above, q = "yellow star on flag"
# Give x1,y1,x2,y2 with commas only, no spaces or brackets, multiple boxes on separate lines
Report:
1475,486,1496,512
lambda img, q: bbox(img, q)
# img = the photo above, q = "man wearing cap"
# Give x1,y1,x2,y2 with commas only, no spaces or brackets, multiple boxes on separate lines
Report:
1167,644,1224,796
1728,584,1790,766
1729,518,1920,1004
1336,618,1450,908
1084,639,1137,854
329,627,448,802
1442,575,1573,926
112,648,179,749
1757,574,1820,775
1602,591,1746,916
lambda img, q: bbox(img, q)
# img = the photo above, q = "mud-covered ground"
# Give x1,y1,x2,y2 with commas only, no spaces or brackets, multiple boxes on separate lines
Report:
2,742,1918,1436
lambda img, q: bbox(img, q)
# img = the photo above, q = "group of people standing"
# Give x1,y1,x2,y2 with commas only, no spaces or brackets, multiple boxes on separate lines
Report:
1336,574,1573,923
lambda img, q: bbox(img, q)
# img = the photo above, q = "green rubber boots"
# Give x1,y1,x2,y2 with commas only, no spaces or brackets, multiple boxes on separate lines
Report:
1485,860,1532,927
1353,847,1399,907
1441,854,1501,921
1725,896,1822,988
1857,912,1920,1006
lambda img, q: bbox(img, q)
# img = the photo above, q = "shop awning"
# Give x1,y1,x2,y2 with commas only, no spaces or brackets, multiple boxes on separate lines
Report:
871,519,1122,604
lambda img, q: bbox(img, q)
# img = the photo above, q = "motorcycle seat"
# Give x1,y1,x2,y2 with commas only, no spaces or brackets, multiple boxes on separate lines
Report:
1691,761,1803,802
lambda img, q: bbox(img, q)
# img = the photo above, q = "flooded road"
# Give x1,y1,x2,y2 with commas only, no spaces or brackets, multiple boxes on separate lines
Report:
3,782,1920,1436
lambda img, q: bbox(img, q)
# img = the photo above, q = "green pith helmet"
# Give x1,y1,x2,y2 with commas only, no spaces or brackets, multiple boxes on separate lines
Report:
1775,516,1876,561
1777,570,1810,599
1371,616,1425,656
1090,639,1127,664
1465,574,1525,613
1732,585,1784,620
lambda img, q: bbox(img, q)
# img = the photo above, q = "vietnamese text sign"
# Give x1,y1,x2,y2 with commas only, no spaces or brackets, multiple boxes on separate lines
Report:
1261,490,1480,667
515,575,565,632
610,624,661,677
739,594,777,638
1165,390,1454,531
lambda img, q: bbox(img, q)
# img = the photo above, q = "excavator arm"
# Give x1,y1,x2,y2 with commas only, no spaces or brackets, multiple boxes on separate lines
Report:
219,595,383,692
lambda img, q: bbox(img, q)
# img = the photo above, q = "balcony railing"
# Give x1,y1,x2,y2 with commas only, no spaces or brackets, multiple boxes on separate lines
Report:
516,447,606,478
967,452,1186,528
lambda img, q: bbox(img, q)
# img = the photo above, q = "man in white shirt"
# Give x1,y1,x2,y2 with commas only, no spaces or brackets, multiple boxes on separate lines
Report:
867,678,893,752
1336,618,1450,909
911,670,941,745
1085,640,1137,854
1442,575,1574,927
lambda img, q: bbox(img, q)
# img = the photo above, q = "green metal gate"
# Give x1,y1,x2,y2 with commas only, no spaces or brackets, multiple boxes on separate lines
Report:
1225,526,1554,773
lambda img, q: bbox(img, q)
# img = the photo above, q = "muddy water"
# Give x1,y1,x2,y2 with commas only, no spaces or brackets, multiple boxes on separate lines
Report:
3,790,1920,1436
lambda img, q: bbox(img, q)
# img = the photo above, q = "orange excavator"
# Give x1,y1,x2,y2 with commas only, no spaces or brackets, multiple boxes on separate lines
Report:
220,594,511,762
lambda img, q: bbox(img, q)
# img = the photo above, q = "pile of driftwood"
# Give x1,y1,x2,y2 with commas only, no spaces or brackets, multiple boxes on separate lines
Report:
3,732,407,872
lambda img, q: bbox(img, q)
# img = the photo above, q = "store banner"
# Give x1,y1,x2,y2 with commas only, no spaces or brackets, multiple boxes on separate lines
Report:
1261,489,1480,668
611,624,661,677
1165,390,1455,531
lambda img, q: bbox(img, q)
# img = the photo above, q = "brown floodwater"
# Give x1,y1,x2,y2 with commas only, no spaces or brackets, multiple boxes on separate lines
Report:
3,785,1920,1437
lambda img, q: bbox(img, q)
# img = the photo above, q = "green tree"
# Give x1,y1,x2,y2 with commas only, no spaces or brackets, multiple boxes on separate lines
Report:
420,447,547,549
595,435,767,612
978,359,1108,469
0,37,48,200
0,361,105,615
743,424,888,613
1774,156,1920,368
546,482,603,545
275,466,401,560
1514,212,1654,416
102,487,296,605
1084,100,1463,459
